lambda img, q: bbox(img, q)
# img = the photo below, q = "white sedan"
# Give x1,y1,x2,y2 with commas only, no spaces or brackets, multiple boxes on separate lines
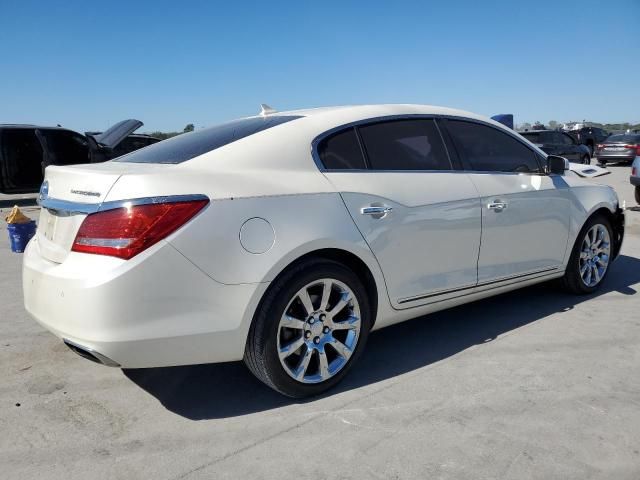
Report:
23,104,625,397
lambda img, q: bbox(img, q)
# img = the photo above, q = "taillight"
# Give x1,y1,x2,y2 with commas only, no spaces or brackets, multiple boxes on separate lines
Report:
72,199,208,259
596,144,604,150
633,167,637,176
625,144,640,155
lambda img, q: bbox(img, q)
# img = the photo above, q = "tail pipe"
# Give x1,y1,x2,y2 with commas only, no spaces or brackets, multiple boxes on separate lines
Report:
63,339,120,367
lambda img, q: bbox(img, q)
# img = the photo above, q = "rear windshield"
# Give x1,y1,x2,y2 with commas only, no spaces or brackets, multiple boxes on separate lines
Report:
605,134,640,144
113,115,302,164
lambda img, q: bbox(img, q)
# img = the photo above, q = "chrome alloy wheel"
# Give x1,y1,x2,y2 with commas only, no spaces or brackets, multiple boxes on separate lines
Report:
579,224,611,287
276,278,361,384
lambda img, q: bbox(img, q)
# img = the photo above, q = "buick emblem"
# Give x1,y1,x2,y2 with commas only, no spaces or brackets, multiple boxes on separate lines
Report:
39,180,49,203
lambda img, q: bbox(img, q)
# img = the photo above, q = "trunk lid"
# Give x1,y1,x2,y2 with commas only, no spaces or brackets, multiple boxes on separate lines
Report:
36,162,174,263
87,119,143,149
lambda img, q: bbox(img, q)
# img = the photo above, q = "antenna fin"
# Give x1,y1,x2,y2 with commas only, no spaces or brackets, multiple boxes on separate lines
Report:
259,104,277,116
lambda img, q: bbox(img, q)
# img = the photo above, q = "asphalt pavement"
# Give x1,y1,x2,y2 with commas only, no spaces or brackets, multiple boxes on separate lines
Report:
1,163,639,480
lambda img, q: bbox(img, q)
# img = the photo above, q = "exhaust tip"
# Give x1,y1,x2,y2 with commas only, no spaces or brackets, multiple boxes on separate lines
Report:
63,339,120,367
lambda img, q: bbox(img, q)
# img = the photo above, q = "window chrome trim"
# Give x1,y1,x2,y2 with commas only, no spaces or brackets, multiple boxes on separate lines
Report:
39,194,210,215
311,113,548,175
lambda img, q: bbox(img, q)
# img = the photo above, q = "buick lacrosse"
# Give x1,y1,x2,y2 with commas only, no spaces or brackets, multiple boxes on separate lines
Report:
24,104,625,397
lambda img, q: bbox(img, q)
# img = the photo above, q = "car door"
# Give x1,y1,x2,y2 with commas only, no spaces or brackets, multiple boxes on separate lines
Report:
556,132,582,161
317,118,482,308
443,119,571,284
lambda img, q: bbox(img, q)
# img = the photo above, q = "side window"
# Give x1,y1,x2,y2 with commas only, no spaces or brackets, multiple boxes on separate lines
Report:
558,133,574,145
539,132,555,144
447,120,541,173
358,119,450,170
40,130,89,166
0,128,44,191
317,128,366,170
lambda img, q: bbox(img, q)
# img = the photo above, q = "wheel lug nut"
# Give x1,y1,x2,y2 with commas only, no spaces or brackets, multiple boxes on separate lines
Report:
323,326,330,334
319,314,326,321
309,318,315,325
305,331,311,339
313,337,320,344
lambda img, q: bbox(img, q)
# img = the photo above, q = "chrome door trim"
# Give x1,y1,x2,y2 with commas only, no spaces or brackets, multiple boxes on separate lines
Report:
39,194,210,215
397,265,560,305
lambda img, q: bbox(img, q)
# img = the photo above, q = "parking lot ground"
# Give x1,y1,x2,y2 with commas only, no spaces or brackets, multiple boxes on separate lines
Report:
2,164,640,480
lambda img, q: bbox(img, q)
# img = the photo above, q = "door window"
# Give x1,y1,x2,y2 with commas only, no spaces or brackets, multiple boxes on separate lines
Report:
358,119,450,170
317,128,367,169
39,130,89,165
447,120,541,173
557,133,574,145
0,128,43,191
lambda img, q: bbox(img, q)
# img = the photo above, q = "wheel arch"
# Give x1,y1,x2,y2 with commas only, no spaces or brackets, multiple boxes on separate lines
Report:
580,205,625,261
255,246,383,330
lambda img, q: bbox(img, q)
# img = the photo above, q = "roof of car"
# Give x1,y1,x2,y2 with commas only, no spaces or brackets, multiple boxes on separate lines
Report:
271,103,486,121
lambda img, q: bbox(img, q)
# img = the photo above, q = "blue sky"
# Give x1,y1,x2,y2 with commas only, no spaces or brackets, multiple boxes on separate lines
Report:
1,0,638,133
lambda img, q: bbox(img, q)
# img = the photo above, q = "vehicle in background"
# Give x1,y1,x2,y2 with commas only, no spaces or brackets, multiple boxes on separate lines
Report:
520,130,591,164
631,156,640,204
0,120,159,194
565,126,609,155
596,133,640,166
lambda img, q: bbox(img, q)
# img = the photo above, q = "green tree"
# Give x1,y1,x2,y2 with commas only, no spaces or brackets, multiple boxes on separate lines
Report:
184,123,195,133
548,120,559,130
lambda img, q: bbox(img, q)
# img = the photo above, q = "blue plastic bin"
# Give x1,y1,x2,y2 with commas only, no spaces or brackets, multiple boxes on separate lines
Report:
7,221,37,253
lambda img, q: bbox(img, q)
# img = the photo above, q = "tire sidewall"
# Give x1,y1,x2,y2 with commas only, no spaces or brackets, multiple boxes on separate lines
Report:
259,261,371,397
566,214,613,294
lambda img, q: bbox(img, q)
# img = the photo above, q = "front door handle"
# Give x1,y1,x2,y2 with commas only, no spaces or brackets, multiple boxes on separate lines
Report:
487,201,508,212
361,205,393,218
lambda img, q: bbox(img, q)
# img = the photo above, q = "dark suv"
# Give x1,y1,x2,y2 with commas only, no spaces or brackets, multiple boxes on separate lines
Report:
0,120,159,194
519,130,592,164
566,127,609,155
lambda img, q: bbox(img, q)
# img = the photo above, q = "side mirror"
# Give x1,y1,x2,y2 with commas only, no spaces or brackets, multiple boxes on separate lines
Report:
547,155,569,175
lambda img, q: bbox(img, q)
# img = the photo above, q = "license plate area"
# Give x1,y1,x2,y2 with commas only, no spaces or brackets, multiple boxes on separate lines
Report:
36,208,87,263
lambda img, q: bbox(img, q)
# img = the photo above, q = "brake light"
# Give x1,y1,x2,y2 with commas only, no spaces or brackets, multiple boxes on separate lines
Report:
624,144,640,155
596,144,605,150
72,199,208,259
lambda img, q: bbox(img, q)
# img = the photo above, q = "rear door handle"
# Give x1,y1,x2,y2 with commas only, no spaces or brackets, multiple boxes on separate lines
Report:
487,201,508,212
360,205,393,218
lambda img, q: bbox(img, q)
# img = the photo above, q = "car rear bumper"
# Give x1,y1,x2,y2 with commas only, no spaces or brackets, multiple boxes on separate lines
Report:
23,237,266,368
596,152,635,162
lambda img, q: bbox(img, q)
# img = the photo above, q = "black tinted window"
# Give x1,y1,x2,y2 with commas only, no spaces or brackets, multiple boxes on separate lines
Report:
114,116,302,164
606,134,640,143
448,120,540,173
0,128,43,192
358,119,450,170
557,133,574,145
317,128,366,169
39,130,89,166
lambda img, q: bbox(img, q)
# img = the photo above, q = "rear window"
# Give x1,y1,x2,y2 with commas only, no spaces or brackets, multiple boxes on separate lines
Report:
113,115,302,164
605,134,640,143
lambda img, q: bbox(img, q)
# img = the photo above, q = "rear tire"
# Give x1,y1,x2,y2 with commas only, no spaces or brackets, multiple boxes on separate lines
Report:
560,213,613,294
635,186,640,205
244,258,371,398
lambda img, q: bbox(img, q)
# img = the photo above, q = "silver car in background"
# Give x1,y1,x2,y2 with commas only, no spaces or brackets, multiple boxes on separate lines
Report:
596,133,640,165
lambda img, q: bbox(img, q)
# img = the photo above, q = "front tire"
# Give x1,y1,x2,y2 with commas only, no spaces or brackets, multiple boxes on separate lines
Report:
244,258,371,398
560,214,613,294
